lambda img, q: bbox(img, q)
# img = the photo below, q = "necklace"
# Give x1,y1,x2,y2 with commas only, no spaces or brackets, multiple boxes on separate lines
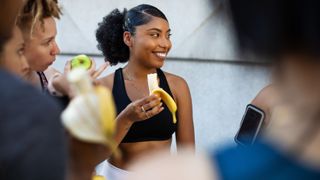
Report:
123,69,149,97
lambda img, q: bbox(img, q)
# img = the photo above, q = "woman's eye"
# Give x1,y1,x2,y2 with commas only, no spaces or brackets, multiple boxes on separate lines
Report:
17,48,25,56
43,40,52,46
150,33,159,38
167,33,172,39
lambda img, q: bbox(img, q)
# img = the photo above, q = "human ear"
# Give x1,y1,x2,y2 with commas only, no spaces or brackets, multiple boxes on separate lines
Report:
123,31,133,47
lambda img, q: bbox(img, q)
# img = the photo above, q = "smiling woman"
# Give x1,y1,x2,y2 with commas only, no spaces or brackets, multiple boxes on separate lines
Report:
95,4,195,180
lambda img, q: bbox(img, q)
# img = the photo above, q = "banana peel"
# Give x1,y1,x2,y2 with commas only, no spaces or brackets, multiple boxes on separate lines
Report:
147,73,177,124
61,68,119,155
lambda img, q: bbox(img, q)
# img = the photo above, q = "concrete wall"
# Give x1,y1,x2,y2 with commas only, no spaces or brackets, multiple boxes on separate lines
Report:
53,0,271,151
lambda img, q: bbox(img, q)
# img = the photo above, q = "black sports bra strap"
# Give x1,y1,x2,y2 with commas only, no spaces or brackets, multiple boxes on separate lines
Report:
113,68,126,98
157,69,174,98
37,71,49,93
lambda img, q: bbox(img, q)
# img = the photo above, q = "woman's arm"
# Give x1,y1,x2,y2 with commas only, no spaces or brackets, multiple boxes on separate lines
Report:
170,75,195,151
250,84,275,126
98,75,164,157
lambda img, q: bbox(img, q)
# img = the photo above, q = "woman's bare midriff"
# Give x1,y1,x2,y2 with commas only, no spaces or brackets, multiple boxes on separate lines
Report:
108,139,172,170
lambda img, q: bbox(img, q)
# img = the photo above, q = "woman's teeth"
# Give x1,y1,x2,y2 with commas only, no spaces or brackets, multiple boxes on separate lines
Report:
155,52,166,58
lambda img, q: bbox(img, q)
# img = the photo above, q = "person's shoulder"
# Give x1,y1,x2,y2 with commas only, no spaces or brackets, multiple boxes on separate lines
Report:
163,71,189,88
251,84,275,109
98,72,115,89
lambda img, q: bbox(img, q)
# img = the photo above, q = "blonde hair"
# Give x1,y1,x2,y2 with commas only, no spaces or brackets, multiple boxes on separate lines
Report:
18,0,62,37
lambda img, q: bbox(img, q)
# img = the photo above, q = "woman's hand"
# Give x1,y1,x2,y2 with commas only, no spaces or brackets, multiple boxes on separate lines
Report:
119,94,164,123
52,59,108,98
87,58,109,79
64,58,108,79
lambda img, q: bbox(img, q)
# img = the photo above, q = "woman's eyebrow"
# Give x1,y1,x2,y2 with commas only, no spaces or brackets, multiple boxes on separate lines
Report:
147,28,162,32
147,28,171,33
42,36,54,42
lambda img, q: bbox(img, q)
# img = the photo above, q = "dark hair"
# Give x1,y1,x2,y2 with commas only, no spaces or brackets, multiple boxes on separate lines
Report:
96,4,168,65
228,0,320,59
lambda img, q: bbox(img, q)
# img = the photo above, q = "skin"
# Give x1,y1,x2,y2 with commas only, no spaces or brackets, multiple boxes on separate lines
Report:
128,149,216,180
22,17,61,87
23,17,60,72
99,16,195,169
250,84,278,126
0,0,23,39
67,137,109,180
1,26,29,76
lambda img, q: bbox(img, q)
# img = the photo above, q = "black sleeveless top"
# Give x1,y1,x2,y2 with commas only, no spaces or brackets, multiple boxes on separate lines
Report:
113,68,177,143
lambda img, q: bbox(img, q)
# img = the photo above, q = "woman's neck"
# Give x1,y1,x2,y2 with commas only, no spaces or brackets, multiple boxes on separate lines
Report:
124,61,157,81
24,70,41,87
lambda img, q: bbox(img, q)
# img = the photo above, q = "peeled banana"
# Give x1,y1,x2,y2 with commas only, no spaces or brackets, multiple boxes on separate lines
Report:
92,175,106,180
61,68,117,150
147,73,177,124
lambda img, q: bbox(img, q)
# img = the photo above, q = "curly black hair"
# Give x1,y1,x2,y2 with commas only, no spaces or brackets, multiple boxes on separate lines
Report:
96,4,168,65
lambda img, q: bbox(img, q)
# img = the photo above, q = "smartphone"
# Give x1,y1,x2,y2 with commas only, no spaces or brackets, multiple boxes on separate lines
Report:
234,104,265,146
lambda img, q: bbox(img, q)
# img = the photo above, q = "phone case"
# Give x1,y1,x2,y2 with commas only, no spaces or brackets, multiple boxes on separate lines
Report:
234,104,265,146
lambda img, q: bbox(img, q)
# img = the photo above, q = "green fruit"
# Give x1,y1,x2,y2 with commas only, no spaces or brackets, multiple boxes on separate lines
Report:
71,54,92,70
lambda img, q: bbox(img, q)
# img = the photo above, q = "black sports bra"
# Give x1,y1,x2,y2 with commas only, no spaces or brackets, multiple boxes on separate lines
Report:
112,68,177,143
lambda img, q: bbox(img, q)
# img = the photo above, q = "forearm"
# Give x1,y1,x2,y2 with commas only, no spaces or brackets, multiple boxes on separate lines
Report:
67,137,110,180
176,133,195,152
104,112,134,158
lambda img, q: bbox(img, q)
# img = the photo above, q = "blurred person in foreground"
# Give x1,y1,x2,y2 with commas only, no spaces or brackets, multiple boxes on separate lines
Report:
0,0,67,179
0,1,107,179
126,1,320,180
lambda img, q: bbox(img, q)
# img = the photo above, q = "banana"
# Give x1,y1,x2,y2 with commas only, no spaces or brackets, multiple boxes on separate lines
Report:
95,85,120,157
61,68,118,153
95,85,116,139
147,73,177,124
92,175,106,180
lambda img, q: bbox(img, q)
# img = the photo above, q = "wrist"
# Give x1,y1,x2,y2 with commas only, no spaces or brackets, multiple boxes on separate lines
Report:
48,73,64,96
117,111,134,126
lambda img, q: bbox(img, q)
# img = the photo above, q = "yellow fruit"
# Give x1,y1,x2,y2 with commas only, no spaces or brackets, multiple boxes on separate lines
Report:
62,68,119,156
95,86,116,138
94,85,120,157
147,72,177,124
151,88,177,124
92,175,106,180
